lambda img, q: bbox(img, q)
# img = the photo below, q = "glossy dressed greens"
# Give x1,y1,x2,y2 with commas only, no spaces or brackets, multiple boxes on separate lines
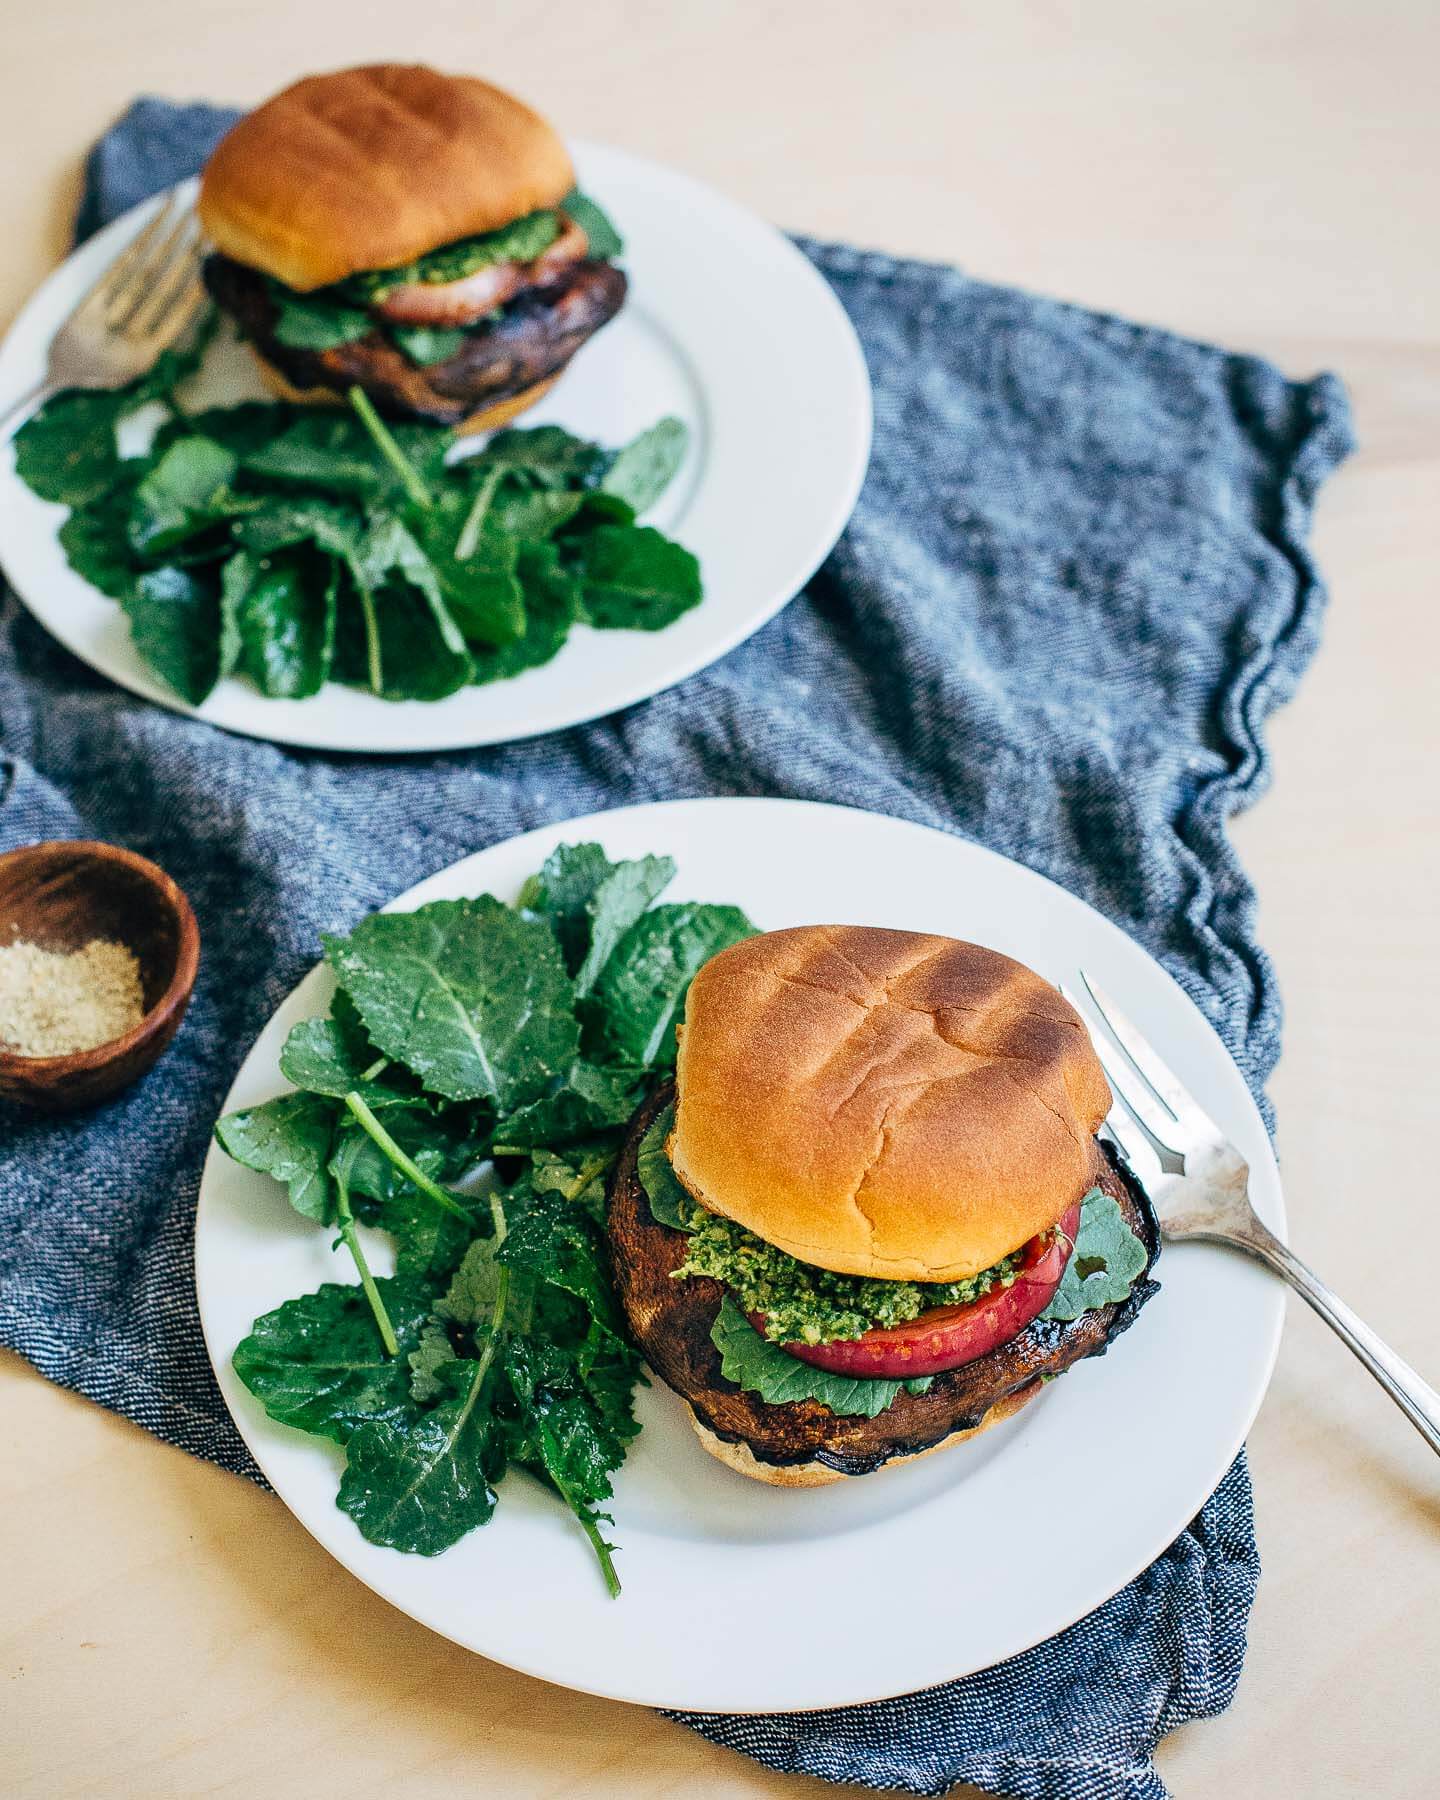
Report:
216,844,757,1593
13,334,698,707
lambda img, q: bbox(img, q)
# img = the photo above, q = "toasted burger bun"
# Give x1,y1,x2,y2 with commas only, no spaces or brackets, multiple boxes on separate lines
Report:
670,926,1112,1284
689,1383,1040,1488
253,352,560,437
199,65,575,292
607,1080,1160,1482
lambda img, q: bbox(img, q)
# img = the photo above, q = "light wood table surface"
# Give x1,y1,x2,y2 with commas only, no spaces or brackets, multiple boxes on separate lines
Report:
3,5,1438,1796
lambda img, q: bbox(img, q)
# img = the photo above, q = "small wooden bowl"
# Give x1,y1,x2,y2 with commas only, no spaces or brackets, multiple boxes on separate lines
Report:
0,840,200,1112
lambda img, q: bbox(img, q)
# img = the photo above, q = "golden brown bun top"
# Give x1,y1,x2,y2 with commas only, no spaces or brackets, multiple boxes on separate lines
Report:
669,926,1111,1283
199,65,575,291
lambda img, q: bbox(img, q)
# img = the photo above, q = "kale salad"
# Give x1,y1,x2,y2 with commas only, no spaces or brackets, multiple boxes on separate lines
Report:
215,843,756,1593
12,319,700,708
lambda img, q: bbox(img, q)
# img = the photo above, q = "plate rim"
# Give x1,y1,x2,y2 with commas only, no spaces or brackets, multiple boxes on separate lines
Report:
193,795,1285,1712
0,146,872,752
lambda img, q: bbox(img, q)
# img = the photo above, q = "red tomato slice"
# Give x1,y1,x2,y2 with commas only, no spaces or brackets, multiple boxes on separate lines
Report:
747,1204,1079,1380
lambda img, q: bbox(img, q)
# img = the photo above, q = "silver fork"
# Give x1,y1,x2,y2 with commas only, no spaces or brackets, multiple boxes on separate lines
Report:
0,191,207,440
1061,971,1440,1456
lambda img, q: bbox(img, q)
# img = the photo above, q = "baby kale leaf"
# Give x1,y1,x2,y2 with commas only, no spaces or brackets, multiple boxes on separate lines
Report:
412,502,526,648
13,387,125,505
267,281,373,351
57,477,145,600
493,1061,646,1150
152,400,292,461
233,494,366,560
531,1404,624,1598
370,1175,474,1285
215,1090,340,1223
348,579,474,700
121,564,227,704
478,423,609,491
1040,1189,1151,1322
711,1297,932,1419
279,1015,414,1108
574,855,677,997
501,1335,640,1598
126,436,244,557
386,323,470,366
567,524,703,631
468,541,584,683
326,512,474,699
558,189,624,262
243,413,453,502
635,1103,694,1231
525,1142,617,1225
337,1356,501,1554
599,418,688,515
408,1322,459,1401
518,842,619,968
331,1104,481,1199
327,1118,474,1285
436,1235,509,1328
324,896,580,1108
500,1178,628,1344
589,902,758,1067
233,1277,435,1443
339,1236,514,1555
519,841,676,993
534,1393,633,1502
576,1338,647,1446
490,488,586,542
221,549,336,699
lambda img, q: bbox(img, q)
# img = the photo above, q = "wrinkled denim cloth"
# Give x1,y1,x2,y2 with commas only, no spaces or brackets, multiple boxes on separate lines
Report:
0,98,1354,1800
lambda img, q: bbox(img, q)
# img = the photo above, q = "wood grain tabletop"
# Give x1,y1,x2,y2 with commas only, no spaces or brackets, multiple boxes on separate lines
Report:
3,4,1437,1796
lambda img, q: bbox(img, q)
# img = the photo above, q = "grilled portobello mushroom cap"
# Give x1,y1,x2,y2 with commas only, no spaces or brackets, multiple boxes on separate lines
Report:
607,1079,1161,1479
204,253,627,426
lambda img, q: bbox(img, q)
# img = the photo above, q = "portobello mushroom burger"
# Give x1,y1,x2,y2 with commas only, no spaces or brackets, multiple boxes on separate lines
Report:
198,64,627,430
607,925,1160,1486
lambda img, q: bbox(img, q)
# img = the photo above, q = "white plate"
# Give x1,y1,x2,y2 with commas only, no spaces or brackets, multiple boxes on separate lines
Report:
195,798,1284,1712
0,149,871,752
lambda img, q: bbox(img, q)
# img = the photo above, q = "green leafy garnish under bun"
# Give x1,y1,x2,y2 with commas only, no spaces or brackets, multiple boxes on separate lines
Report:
216,843,755,1594
605,926,1160,1487
196,66,627,431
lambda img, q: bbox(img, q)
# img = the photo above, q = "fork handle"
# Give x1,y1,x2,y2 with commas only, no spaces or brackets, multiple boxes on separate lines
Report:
1218,1215,1440,1456
0,376,57,441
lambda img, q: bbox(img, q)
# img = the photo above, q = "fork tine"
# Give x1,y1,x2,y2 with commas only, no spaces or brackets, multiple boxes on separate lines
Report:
159,278,208,343
125,242,203,341
71,192,182,320
1059,981,1187,1177
107,207,198,328
1080,973,1221,1140
1095,1111,1166,1188
131,276,208,355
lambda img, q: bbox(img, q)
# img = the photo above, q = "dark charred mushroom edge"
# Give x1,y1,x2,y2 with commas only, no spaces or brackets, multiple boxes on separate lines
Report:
607,1079,1162,1477
205,254,628,426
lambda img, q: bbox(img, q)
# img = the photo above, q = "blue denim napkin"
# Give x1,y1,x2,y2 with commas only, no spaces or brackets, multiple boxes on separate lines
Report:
0,98,1354,1800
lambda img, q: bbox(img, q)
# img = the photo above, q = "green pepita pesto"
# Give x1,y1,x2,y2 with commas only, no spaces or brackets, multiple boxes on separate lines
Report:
672,1209,1025,1347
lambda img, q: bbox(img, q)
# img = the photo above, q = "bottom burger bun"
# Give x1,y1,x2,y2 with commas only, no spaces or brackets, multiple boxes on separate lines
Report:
689,1381,1041,1488
253,352,559,436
